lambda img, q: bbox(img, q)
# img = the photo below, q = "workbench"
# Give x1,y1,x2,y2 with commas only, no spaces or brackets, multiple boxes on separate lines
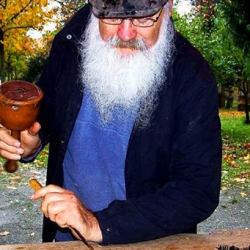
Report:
0,229,250,249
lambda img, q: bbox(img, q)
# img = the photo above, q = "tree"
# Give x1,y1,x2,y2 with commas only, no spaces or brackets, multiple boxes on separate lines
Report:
220,0,250,54
191,0,217,28
53,0,86,25
22,53,47,82
174,1,250,123
219,0,250,123
0,0,59,82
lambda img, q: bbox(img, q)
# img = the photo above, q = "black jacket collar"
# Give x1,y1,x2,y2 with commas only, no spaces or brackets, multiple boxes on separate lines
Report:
59,4,92,53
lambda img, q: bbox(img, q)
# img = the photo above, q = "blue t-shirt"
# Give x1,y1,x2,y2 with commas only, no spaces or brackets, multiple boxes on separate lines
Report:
55,90,136,241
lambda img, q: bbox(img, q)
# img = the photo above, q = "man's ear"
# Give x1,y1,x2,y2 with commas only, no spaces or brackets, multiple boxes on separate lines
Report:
168,0,173,17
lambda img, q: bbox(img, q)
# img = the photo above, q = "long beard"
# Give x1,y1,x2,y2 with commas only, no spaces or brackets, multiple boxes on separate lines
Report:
78,10,175,128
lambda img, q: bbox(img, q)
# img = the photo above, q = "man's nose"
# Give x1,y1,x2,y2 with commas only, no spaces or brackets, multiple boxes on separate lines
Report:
117,20,137,41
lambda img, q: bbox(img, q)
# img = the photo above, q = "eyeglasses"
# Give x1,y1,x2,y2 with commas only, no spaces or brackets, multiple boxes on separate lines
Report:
100,8,163,28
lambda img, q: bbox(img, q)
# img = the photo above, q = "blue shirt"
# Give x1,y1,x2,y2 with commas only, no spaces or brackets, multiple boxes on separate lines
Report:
56,90,136,241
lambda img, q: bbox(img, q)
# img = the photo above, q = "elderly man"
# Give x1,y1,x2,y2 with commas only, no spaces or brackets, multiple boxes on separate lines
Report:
0,0,221,245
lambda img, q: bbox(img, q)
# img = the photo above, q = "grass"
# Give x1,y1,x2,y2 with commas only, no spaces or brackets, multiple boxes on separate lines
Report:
0,146,48,189
220,109,250,191
1,110,250,192
220,110,250,142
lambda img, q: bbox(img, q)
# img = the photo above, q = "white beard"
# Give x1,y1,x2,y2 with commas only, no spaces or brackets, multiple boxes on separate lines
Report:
78,9,175,128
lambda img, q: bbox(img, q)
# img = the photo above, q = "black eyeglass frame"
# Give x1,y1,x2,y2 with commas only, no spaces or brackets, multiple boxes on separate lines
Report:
100,7,164,28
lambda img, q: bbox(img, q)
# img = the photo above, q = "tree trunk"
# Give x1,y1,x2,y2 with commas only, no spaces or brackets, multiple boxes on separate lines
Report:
0,29,5,83
244,92,250,124
218,85,226,108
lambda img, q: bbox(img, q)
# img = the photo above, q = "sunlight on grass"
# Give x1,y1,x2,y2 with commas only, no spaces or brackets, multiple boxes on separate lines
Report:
220,110,250,191
220,110,250,142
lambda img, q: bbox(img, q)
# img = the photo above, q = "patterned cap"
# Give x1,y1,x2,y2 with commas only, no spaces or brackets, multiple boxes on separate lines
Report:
88,0,169,18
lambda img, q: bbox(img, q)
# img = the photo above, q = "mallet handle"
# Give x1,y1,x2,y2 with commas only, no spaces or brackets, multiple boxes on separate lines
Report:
3,130,20,173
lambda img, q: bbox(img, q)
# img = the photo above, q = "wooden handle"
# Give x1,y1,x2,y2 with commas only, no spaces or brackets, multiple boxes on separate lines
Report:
4,130,20,173
29,179,43,191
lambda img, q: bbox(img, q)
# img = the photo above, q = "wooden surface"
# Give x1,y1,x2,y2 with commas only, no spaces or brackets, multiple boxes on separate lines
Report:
0,229,250,250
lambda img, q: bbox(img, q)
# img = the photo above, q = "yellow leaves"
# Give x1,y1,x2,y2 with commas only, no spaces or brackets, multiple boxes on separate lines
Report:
241,171,250,179
223,148,238,168
242,153,250,161
0,229,36,238
0,231,10,236
13,42,23,52
219,110,245,118
222,128,250,193
1,0,60,73
240,192,247,197
229,160,238,168
221,186,228,191
234,177,246,183
30,232,36,237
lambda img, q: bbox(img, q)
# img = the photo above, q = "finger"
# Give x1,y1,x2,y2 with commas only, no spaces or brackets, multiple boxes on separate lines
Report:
0,148,23,160
0,141,24,160
0,127,20,148
42,191,78,221
27,122,41,137
41,191,76,212
48,209,73,229
47,199,83,229
54,209,70,228
30,184,66,201
44,198,73,224
0,126,23,160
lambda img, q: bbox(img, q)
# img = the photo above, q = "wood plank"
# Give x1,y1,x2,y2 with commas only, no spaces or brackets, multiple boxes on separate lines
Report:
0,229,250,250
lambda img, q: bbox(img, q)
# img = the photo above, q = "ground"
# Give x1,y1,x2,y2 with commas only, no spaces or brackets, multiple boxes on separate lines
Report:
0,163,249,245
0,163,46,244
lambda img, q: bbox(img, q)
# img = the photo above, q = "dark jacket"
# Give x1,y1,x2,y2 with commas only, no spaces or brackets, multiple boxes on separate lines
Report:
36,4,222,245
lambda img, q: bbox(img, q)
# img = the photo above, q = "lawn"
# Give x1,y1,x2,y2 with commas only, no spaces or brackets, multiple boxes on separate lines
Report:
220,109,250,192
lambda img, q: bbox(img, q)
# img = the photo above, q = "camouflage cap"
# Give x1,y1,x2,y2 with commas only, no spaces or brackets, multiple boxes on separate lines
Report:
88,0,169,18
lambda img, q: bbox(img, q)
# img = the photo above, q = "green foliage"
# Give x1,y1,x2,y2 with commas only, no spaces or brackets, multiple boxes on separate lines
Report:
219,0,250,55
174,3,250,85
173,6,238,87
0,0,59,82
174,2,250,123
231,197,238,204
22,54,47,82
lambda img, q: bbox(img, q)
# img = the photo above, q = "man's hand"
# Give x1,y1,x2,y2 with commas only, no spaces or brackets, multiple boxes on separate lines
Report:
30,185,103,243
0,122,41,160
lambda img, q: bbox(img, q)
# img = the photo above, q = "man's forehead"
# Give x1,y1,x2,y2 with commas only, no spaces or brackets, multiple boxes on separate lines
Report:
89,0,169,18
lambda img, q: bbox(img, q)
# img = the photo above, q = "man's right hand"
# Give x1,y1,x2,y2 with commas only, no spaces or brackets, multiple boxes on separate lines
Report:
0,121,41,160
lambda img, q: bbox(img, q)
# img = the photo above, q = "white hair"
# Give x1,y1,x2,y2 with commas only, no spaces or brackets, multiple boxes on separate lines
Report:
78,4,175,129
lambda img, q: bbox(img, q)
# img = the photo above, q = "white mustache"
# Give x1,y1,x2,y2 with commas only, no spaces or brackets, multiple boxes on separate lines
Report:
108,36,148,51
